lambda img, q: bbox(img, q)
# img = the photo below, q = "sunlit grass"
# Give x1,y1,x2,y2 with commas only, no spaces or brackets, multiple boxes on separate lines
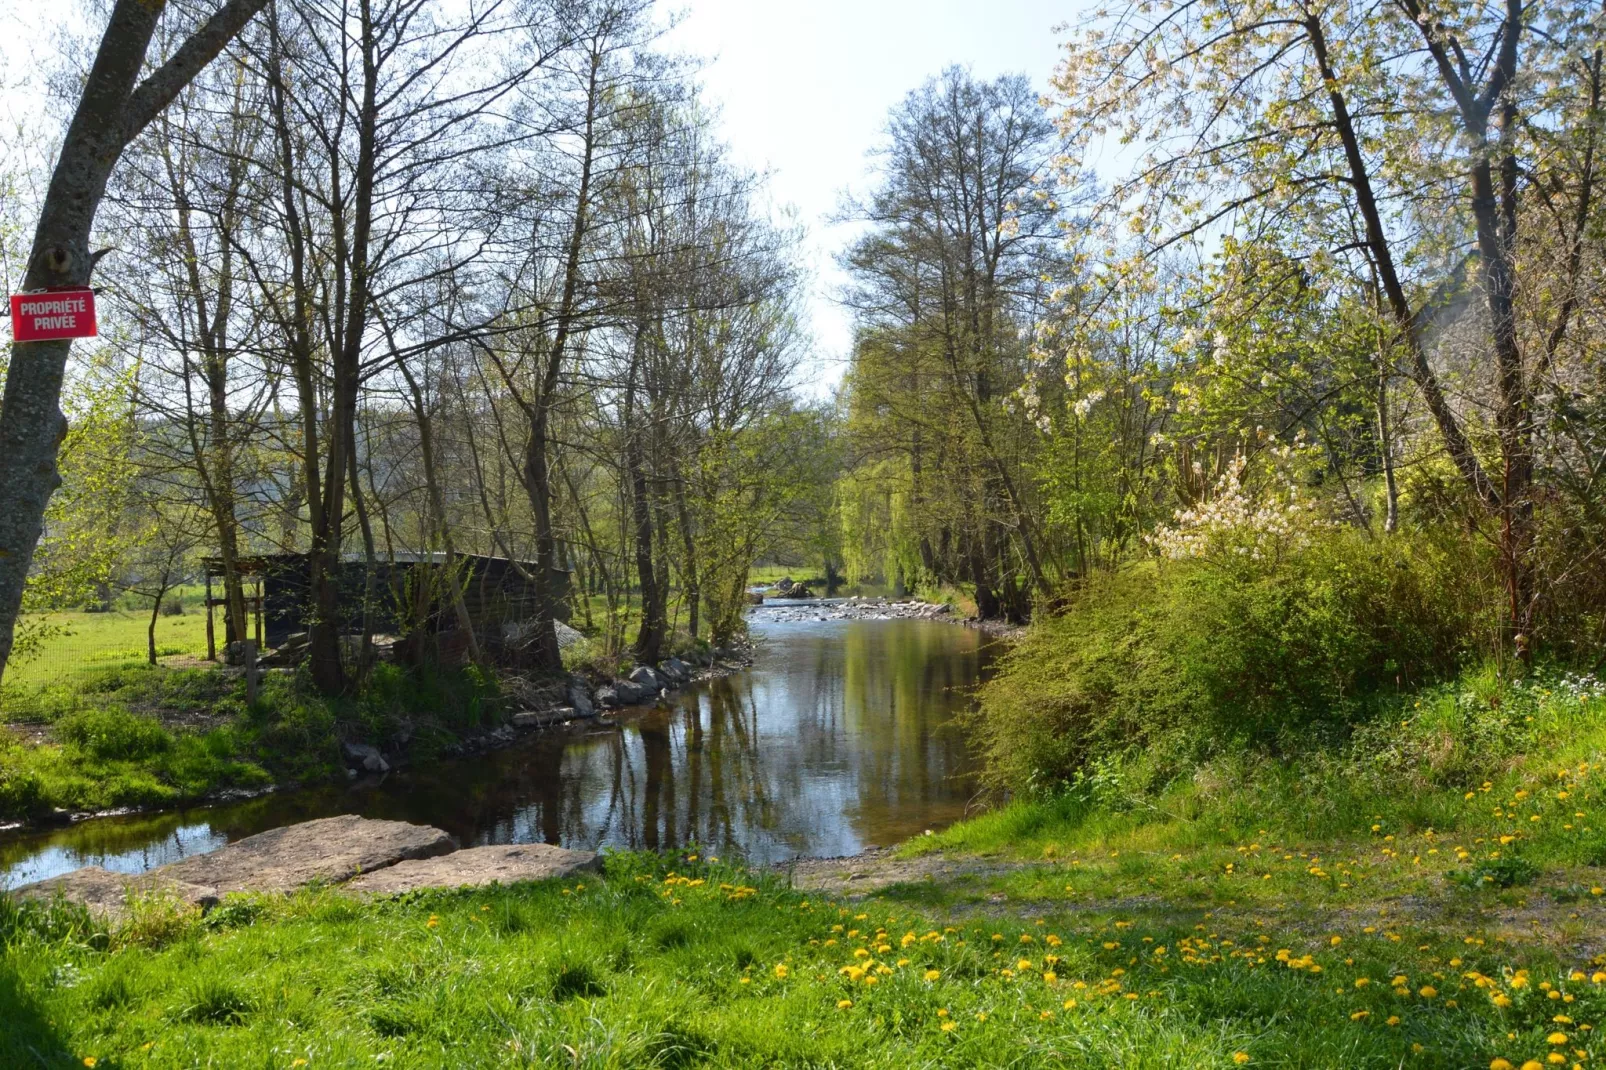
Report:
5,850,1605,1068
9,608,210,688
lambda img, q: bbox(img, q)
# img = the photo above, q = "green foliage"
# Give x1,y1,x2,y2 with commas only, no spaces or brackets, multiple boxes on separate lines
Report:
0,659,510,820
976,526,1492,795
56,708,173,761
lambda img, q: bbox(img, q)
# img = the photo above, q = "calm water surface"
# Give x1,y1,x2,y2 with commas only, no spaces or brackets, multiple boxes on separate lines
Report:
0,617,996,888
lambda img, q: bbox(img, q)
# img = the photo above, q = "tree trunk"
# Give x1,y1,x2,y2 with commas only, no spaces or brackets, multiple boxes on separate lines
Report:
0,0,270,686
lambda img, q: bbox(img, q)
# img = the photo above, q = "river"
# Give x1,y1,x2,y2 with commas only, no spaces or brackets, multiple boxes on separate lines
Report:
0,614,997,889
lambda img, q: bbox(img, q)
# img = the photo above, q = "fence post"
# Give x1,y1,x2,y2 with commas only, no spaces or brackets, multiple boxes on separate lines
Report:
205,572,216,661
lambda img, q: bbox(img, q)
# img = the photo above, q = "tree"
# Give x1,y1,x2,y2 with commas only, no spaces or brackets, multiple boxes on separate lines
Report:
1047,0,1606,654
0,0,271,687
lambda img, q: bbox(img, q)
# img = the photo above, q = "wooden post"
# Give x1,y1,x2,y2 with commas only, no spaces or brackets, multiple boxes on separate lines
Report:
254,578,263,647
205,571,216,661
243,638,259,706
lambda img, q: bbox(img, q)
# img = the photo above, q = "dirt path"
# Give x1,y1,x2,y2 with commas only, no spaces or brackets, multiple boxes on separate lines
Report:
777,846,1606,958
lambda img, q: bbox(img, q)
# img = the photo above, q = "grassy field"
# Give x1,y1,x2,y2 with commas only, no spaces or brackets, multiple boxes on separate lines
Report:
9,604,211,689
4,843,1604,1069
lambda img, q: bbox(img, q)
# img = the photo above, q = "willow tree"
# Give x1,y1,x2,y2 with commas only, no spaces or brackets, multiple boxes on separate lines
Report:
1049,0,1604,653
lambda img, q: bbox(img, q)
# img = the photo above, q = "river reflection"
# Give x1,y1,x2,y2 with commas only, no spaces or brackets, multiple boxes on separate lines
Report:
0,618,995,887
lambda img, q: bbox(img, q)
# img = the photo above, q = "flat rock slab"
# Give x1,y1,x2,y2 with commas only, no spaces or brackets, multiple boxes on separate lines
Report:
12,866,219,920
345,843,599,894
157,815,456,894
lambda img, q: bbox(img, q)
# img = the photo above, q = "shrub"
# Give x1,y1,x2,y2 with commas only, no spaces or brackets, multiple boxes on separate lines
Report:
976,525,1492,795
55,707,173,761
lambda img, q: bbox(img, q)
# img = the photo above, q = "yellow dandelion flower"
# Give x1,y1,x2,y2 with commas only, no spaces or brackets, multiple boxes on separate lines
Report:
940,1021,957,1033
1420,986,1438,998
1350,1010,1370,1021
1233,1054,1250,1066
924,969,941,982
1386,1016,1401,1026
1548,1033,1569,1045
774,964,789,980
837,999,853,1009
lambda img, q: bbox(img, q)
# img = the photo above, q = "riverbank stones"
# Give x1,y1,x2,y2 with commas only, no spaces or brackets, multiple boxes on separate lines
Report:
157,814,456,894
11,866,220,919
343,843,600,894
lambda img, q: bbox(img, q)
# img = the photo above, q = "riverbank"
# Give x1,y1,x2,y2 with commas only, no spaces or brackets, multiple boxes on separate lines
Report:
0,640,756,832
6,812,1605,1068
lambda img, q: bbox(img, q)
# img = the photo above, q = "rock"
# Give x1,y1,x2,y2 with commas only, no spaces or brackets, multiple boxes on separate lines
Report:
554,620,587,651
595,685,620,708
662,658,690,683
511,710,549,729
613,679,645,705
344,843,600,894
567,676,595,718
157,815,456,894
628,666,663,693
341,741,389,774
12,866,219,920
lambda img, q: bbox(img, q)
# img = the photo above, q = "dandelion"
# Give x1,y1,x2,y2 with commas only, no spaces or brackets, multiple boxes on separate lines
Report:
837,999,853,1010
1350,1010,1370,1021
1490,1061,1514,1070
1386,1016,1401,1026
1419,986,1438,998
774,964,789,980
1234,1054,1250,1065
83,1061,96,1069
924,969,941,982
940,1021,957,1033
1548,1033,1569,1045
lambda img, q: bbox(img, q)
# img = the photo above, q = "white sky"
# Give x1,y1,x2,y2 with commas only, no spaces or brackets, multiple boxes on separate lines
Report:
1,1,1081,390
661,0,1075,392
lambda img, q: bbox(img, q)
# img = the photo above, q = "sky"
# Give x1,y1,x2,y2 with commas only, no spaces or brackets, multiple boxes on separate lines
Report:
0,0,1080,389
660,0,1075,392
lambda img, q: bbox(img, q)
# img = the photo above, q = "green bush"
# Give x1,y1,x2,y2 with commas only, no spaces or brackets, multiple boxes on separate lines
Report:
55,707,173,761
976,525,1493,795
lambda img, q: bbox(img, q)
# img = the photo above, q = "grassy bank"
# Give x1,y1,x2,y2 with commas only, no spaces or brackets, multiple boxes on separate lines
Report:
6,849,1606,1069
0,663,500,821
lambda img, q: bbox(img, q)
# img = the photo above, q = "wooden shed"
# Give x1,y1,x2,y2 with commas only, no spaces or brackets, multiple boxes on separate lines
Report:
201,551,570,661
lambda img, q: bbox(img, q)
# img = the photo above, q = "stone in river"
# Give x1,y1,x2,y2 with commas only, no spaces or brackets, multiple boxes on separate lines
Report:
343,843,599,894
628,665,663,693
11,866,219,920
157,815,456,894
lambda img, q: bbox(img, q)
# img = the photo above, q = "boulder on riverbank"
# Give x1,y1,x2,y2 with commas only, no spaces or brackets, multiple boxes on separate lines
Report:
158,815,456,894
11,866,220,917
344,843,599,894
11,816,602,917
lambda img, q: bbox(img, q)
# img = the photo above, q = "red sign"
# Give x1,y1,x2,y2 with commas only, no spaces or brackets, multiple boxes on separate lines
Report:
9,290,98,342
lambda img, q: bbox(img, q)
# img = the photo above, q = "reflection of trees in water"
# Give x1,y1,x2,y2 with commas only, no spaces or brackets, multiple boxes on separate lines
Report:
2,622,998,884
442,623,993,859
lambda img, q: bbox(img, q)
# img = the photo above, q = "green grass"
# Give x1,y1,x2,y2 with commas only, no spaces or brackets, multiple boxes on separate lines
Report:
0,662,501,820
900,670,1606,917
9,606,210,688
4,850,1605,1068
